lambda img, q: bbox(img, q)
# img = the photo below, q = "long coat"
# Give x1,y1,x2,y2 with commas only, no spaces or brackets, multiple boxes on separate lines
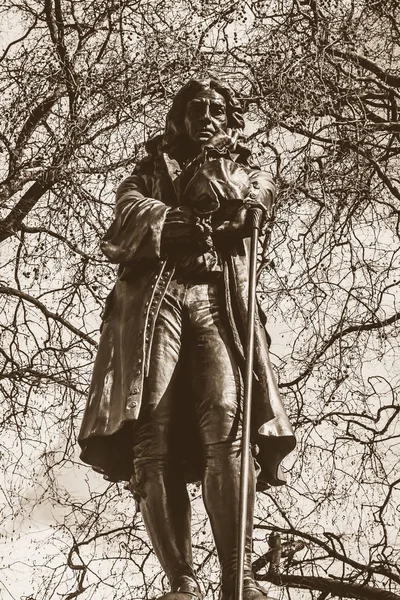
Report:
78,146,296,489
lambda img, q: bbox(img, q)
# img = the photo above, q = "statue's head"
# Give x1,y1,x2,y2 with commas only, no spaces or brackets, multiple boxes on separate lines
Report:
162,78,245,153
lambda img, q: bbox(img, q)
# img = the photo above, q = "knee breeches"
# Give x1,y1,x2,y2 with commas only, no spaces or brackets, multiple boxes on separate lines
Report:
133,277,242,463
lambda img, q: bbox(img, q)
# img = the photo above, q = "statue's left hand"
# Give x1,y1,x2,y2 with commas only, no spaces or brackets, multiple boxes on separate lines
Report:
214,198,269,236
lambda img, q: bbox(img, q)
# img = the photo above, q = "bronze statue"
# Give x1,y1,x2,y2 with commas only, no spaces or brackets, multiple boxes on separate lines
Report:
78,79,295,600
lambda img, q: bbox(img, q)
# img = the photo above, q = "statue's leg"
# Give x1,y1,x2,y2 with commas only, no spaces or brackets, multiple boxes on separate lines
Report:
202,440,255,593
188,281,273,600
132,281,202,599
202,442,272,600
133,457,200,598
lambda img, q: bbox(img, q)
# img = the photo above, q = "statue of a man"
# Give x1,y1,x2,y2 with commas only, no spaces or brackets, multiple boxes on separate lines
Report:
78,79,295,600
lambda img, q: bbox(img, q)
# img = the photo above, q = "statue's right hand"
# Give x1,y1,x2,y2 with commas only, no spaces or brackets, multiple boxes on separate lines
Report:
162,207,212,251
162,207,197,242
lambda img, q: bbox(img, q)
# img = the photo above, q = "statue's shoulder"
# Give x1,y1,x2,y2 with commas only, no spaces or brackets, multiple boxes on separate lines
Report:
133,133,163,176
234,142,254,167
134,154,156,176
236,145,274,180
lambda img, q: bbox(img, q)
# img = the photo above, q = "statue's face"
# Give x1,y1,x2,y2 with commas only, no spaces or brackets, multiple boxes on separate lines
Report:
184,89,228,145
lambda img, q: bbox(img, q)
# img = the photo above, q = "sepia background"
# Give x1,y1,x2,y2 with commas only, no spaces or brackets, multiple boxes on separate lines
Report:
0,0,399,598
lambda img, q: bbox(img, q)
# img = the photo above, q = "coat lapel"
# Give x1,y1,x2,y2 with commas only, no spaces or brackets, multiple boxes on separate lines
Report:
152,153,181,207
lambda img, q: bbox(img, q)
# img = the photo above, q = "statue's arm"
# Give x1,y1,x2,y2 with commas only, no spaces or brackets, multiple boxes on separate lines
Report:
100,167,169,264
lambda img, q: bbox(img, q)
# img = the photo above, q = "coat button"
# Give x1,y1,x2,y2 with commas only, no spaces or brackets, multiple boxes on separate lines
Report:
127,401,137,409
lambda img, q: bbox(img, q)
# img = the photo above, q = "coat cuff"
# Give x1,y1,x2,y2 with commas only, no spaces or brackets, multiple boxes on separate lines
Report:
101,197,169,263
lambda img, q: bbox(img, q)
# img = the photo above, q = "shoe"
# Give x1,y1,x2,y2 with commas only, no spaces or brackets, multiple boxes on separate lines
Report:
157,576,203,600
220,578,275,600
243,578,275,600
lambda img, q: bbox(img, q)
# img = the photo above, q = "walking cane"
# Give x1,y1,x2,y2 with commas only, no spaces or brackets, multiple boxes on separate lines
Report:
235,206,264,600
